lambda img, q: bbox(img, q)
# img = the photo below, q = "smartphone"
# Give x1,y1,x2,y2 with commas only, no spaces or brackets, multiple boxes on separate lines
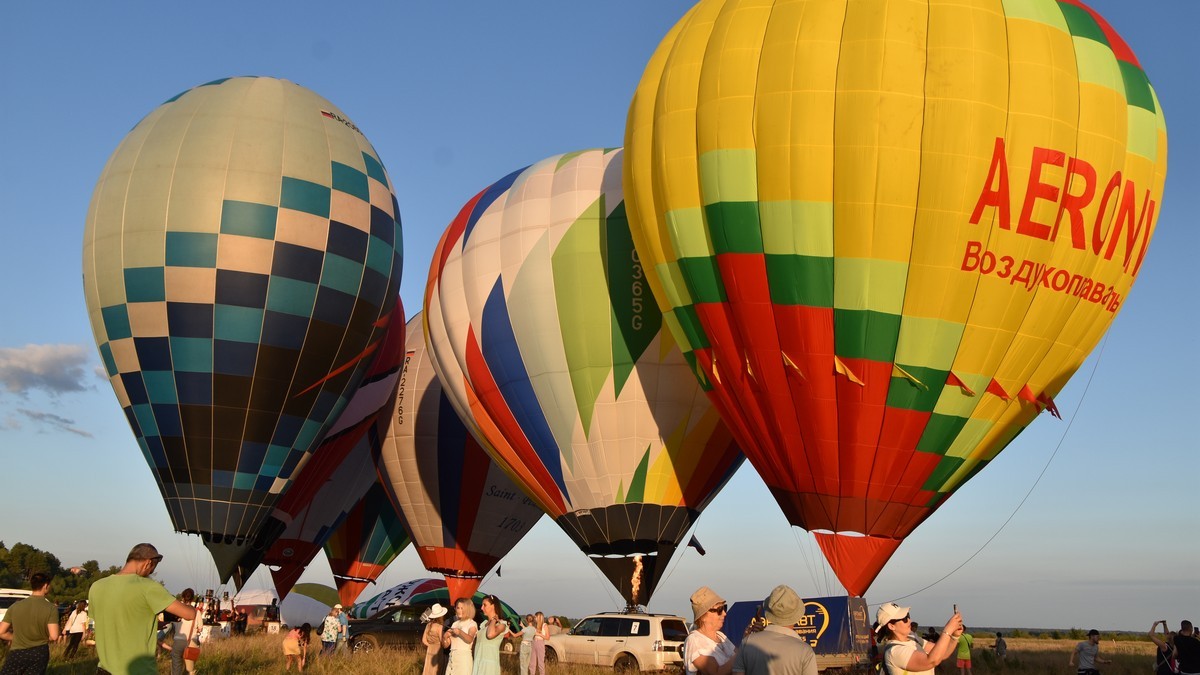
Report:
953,604,958,614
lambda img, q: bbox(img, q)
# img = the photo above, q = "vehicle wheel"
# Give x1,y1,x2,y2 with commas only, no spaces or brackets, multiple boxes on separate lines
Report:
544,647,559,666
614,653,638,673
351,635,378,654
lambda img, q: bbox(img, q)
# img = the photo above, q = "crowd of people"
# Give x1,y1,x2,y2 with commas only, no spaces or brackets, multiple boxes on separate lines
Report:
2,542,1199,675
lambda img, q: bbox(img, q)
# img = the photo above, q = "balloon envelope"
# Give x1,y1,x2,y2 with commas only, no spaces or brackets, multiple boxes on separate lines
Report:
379,313,544,603
624,0,1167,595
258,304,407,593
350,577,519,627
324,477,412,607
82,76,404,582
424,149,743,605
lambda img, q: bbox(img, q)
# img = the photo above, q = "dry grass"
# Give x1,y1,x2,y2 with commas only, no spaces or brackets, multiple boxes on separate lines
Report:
8,633,1162,675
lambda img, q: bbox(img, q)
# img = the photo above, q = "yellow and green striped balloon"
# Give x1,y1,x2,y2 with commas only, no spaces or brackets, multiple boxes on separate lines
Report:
624,0,1166,596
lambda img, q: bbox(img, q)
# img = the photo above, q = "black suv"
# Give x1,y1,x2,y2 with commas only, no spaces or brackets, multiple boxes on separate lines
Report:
349,603,434,653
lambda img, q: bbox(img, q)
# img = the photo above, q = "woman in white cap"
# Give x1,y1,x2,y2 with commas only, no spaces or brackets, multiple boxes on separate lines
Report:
422,603,449,675
875,602,964,675
443,598,478,675
685,586,736,675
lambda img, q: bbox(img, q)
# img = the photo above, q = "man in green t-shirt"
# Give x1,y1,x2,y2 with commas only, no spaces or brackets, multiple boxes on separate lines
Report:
0,572,59,674
89,543,197,675
956,630,974,675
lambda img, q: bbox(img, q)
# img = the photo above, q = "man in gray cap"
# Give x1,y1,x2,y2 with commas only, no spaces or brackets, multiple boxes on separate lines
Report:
89,543,197,675
733,585,817,675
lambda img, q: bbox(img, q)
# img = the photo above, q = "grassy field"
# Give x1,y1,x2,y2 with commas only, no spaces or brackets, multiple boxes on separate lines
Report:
7,632,1160,675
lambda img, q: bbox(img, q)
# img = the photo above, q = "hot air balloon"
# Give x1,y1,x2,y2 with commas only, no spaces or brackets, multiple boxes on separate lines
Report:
324,478,412,607
82,76,404,582
255,303,407,593
624,0,1167,596
380,313,545,602
424,149,743,607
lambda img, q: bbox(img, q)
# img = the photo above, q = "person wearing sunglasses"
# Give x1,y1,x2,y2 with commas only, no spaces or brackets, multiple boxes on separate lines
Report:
685,587,736,675
875,602,964,675
88,543,198,675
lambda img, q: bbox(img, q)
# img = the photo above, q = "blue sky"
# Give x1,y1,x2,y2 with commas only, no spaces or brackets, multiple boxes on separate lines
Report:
1,2,1195,631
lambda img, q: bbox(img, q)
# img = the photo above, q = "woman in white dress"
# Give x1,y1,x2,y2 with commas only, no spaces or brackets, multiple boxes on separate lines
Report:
442,598,478,675
683,586,736,675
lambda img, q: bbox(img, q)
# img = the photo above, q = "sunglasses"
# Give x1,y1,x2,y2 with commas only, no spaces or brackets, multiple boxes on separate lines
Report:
708,605,727,614
889,615,911,624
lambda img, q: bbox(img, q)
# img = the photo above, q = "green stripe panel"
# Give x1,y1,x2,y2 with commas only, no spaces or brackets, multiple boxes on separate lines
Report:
677,256,727,304
165,232,218,268
1119,61,1156,112
101,305,132,340
214,305,264,343
220,200,278,239
760,201,834,257
885,365,949,412
267,276,318,317
603,200,661,396
332,162,370,202
365,236,394,274
142,371,178,404
625,445,651,503
674,304,711,353
124,267,166,303
170,337,212,372
99,343,118,377
833,309,901,362
705,202,764,254
916,413,969,455
552,198,611,434
766,255,833,306
1001,0,1069,31
1126,107,1159,162
281,177,331,218
1057,2,1107,45
921,455,966,492
362,152,387,185
320,254,365,295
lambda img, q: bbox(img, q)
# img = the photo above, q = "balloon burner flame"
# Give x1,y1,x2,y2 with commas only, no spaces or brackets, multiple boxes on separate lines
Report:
630,554,643,606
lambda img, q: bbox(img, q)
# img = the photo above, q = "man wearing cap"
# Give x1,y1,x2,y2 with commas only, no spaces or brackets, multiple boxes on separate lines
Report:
685,586,736,675
875,602,964,675
1069,629,1110,675
732,585,817,675
88,543,197,675
335,601,350,653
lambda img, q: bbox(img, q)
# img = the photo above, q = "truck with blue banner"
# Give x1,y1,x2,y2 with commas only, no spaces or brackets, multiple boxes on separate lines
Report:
722,595,871,672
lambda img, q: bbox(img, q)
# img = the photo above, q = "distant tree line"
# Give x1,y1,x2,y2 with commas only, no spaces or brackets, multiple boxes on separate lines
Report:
0,541,121,602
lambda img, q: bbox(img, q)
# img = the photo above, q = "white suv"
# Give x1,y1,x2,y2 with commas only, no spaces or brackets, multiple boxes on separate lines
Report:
545,612,688,672
0,589,32,623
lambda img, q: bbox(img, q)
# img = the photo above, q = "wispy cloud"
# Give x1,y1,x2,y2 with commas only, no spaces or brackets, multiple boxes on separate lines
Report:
17,408,94,437
0,344,94,396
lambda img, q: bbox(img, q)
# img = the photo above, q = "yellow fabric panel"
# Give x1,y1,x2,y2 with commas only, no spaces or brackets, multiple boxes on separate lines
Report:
119,232,166,270
944,415,996,460
108,373,130,408
830,0,926,264
760,201,833,257
625,5,696,316
902,0,1009,336
699,150,758,204
894,316,965,371
834,258,908,314
755,0,845,204
696,0,770,160
107,338,140,374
